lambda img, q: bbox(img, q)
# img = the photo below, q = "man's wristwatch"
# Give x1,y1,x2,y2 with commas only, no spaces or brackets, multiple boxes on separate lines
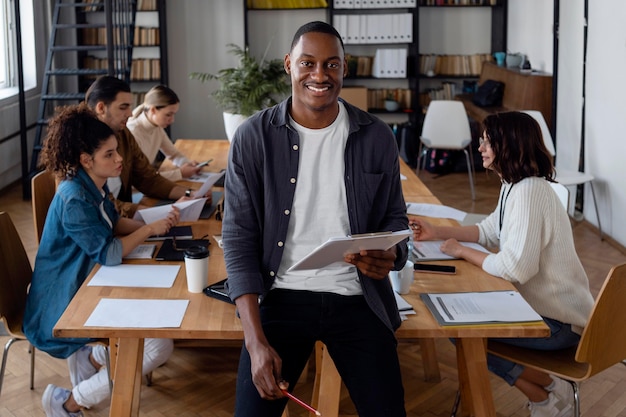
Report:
185,189,192,197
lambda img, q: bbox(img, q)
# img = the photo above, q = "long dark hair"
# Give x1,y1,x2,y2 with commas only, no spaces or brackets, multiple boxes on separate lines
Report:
482,111,555,184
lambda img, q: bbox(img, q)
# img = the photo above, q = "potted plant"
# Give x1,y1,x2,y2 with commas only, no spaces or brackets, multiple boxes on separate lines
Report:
190,43,290,141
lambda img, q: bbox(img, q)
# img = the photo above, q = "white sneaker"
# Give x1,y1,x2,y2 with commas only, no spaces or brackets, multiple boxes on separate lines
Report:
529,392,573,417
67,345,97,386
548,376,575,410
41,384,84,417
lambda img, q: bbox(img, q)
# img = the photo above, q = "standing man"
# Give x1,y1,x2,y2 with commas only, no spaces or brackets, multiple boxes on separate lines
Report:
223,21,408,417
85,76,199,217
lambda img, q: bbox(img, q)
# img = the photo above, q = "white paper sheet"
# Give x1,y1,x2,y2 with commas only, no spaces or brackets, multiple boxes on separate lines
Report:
133,197,207,223
412,240,491,261
84,299,189,328
88,264,180,288
123,244,156,259
194,171,225,197
406,202,467,221
423,291,542,325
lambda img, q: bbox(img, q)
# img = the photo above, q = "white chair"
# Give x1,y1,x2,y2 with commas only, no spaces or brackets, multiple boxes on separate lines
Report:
522,110,602,238
550,182,569,212
417,100,475,200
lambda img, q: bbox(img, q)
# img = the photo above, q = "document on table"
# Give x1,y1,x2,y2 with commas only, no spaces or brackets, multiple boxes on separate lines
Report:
84,299,189,328
194,171,225,197
287,230,411,272
412,240,491,261
123,244,156,260
394,292,415,321
406,202,467,221
133,197,207,223
420,291,543,326
88,264,180,288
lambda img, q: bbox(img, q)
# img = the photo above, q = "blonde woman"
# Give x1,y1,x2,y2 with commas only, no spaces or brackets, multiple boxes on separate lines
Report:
127,85,202,181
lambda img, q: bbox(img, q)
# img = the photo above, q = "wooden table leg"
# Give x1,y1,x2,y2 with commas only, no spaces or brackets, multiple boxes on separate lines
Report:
311,342,341,417
418,338,441,382
456,338,495,417
109,338,144,417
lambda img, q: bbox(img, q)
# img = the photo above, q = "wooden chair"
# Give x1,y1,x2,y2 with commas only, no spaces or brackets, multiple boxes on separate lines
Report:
487,263,626,417
31,170,57,243
0,211,36,398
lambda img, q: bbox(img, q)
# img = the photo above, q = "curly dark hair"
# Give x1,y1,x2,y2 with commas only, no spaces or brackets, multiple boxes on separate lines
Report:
482,111,555,184
39,104,115,179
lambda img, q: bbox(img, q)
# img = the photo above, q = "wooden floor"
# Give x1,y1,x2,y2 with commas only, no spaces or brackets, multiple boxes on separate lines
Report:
2,170,626,417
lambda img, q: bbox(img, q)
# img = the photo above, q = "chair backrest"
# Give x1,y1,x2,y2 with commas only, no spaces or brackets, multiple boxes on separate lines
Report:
575,263,626,378
31,170,56,243
549,182,569,211
0,212,33,337
521,110,556,157
420,100,472,150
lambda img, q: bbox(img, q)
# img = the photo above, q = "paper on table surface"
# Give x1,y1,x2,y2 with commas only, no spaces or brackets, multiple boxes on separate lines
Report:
406,202,467,221
88,264,180,288
288,230,411,272
422,291,542,325
84,299,189,328
412,240,491,261
133,197,207,223
123,244,156,260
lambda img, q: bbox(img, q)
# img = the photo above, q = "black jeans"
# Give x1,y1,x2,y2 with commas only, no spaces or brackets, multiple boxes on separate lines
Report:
234,289,406,417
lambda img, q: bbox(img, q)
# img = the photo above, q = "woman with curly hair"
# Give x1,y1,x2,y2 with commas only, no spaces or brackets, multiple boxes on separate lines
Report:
23,104,179,417
409,111,594,417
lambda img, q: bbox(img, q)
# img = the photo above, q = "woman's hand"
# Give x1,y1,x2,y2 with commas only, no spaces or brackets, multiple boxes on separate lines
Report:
148,207,180,236
440,238,464,258
408,217,437,241
180,162,202,178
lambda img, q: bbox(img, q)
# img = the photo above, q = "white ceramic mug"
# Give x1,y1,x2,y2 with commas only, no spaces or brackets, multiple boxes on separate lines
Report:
184,246,209,293
390,260,414,294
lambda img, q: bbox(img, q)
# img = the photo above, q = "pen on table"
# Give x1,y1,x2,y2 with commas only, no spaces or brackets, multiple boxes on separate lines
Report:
281,389,321,416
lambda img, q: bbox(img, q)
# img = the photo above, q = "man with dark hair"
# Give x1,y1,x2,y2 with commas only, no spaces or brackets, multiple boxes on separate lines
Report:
85,76,198,217
223,21,408,417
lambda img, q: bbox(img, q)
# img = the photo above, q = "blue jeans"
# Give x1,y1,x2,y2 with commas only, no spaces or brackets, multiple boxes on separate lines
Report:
234,289,406,417
487,317,581,385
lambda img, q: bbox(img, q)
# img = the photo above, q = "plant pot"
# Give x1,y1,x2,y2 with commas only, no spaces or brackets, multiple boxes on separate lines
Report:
384,100,400,112
223,112,248,142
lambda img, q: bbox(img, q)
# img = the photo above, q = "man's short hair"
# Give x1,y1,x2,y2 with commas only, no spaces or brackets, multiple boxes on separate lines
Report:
85,76,131,108
290,21,344,52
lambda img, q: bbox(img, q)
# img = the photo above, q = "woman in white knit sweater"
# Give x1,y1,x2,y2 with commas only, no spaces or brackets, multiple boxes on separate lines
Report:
409,111,594,417
127,85,202,181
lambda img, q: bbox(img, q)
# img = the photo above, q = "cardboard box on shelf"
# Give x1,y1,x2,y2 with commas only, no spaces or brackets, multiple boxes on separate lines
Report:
340,87,369,111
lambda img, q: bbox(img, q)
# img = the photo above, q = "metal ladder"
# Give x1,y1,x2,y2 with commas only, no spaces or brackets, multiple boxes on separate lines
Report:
29,0,136,184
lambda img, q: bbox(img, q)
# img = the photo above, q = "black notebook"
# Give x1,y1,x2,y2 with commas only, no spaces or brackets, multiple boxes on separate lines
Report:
203,278,234,304
154,238,210,261
146,225,193,241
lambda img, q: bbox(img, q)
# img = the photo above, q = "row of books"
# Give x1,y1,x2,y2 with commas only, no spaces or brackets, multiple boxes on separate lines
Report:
423,81,457,101
419,53,493,76
346,54,375,77
82,57,161,81
420,0,498,5
81,27,159,47
369,88,412,110
333,13,413,45
246,0,328,8
137,0,159,10
334,0,417,8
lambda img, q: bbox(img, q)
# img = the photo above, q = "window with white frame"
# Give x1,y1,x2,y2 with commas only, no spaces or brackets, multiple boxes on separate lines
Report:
0,0,13,90
0,0,36,99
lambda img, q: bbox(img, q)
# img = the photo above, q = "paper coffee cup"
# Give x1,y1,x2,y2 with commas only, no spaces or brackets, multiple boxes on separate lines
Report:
184,246,209,293
390,260,414,295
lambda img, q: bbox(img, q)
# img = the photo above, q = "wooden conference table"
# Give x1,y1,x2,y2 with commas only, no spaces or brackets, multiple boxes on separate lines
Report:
54,139,549,417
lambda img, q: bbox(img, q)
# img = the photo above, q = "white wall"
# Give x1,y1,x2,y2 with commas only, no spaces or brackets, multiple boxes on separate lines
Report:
507,0,553,72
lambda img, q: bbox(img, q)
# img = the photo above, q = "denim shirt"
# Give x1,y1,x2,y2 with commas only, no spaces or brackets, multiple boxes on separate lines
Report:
23,168,123,359
223,98,408,332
